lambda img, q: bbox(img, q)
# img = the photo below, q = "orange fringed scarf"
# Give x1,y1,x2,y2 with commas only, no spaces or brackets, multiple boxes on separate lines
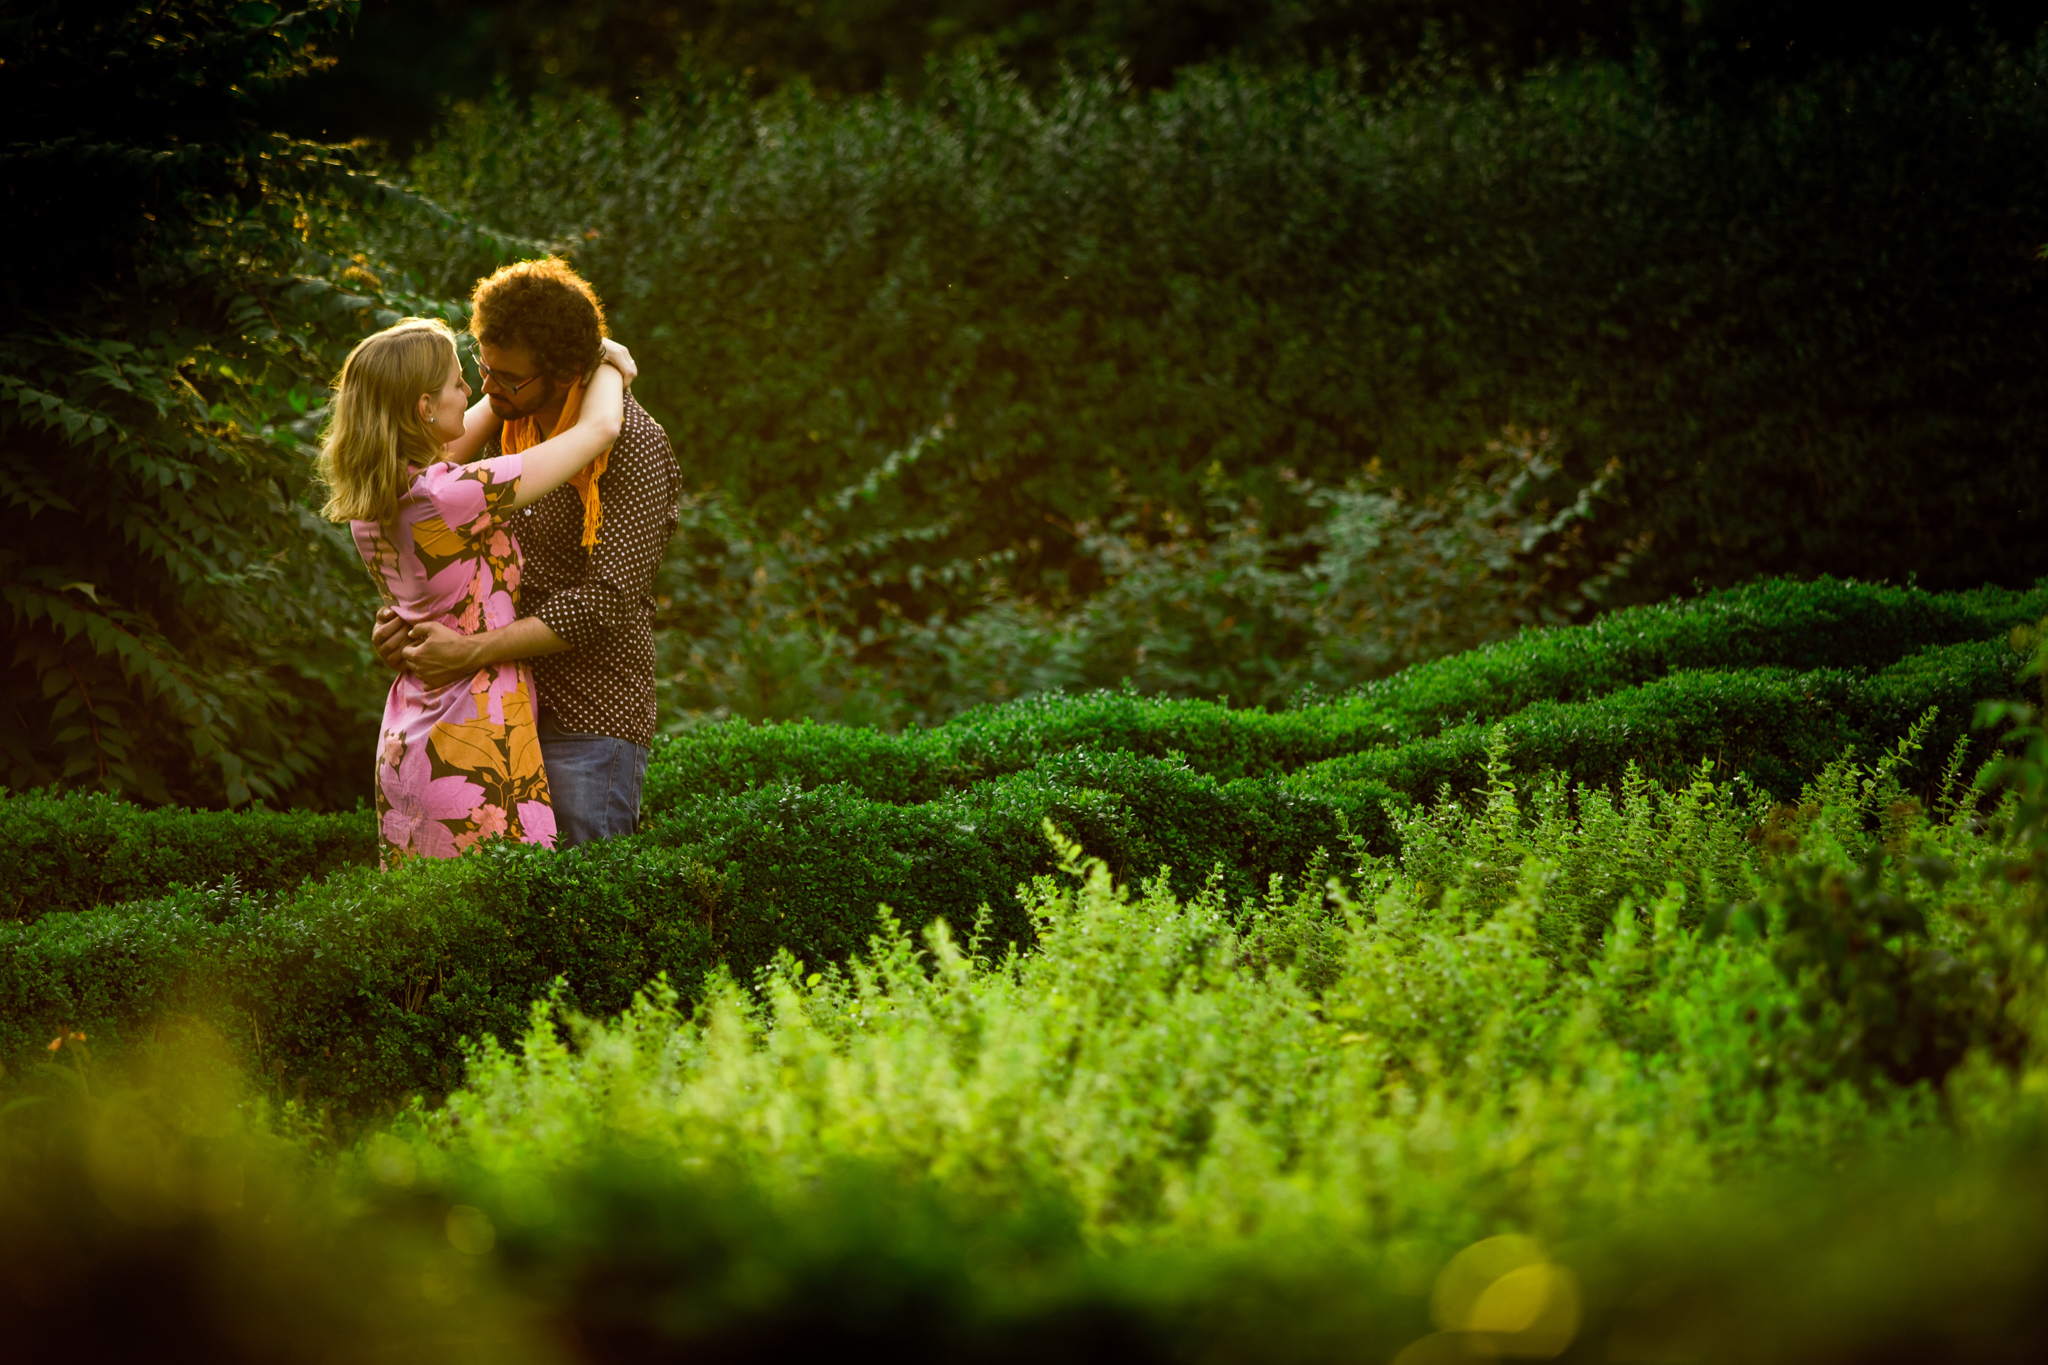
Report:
501,377,609,549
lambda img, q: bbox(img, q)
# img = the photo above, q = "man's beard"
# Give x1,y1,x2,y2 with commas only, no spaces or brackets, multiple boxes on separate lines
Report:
487,394,523,421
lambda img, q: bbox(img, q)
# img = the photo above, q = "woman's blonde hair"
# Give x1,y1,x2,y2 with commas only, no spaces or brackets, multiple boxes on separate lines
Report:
317,318,459,523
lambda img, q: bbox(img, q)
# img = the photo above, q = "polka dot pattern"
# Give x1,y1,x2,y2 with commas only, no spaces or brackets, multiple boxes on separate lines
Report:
505,392,680,747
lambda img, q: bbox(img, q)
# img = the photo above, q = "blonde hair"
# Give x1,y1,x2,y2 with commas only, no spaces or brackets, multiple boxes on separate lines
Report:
317,318,459,523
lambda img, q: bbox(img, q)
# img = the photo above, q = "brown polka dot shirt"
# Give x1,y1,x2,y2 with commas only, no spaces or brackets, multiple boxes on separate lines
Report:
499,392,679,748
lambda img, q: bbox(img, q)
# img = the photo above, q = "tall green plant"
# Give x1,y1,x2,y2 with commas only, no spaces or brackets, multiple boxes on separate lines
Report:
0,2,508,805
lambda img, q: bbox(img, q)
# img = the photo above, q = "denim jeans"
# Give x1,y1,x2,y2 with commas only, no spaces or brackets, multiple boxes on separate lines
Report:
537,716,650,848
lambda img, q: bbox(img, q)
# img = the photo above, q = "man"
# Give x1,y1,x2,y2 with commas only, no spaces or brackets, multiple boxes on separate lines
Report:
372,257,679,846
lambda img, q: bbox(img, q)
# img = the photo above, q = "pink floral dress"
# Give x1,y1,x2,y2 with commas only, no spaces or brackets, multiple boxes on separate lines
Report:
352,452,555,864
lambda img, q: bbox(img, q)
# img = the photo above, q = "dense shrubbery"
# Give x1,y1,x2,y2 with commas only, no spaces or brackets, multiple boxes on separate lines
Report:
0,789,375,922
643,575,2048,797
9,696,2048,1359
651,427,1642,725
6,577,2037,1109
388,42,2048,728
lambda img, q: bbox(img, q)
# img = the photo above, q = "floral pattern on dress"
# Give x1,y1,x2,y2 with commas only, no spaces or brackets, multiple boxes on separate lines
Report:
352,453,555,866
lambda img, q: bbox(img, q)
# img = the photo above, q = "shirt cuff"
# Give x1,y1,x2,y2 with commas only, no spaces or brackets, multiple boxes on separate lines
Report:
534,592,606,651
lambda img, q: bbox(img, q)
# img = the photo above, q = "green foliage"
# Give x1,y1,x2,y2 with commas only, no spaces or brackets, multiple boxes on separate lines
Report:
396,44,2048,708
1303,639,2021,804
3,577,2033,1105
655,427,1640,725
0,3,521,807
10,626,2048,1357
292,0,2048,129
1710,851,2009,1089
0,788,375,921
0,842,714,1111
2,632,2024,1108
331,753,2047,1359
639,576,2045,809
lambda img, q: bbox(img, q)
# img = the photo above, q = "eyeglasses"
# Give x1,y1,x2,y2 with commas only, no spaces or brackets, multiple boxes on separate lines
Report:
475,360,542,395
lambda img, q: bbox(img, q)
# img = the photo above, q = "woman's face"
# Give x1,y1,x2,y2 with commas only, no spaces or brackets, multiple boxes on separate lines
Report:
421,353,471,446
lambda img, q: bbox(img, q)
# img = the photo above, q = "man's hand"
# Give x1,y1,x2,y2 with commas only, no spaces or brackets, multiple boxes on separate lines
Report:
599,337,638,387
371,607,409,672
402,622,483,689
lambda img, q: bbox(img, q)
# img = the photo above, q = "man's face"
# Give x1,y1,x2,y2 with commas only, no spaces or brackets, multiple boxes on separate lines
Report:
475,341,562,422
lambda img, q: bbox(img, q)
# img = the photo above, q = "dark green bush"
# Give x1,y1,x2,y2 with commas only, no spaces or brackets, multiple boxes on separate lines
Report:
396,49,2048,630
651,429,1642,725
0,788,373,921
25,573,2015,922
5,579,2026,1108
643,577,2048,807
13,634,2010,1108
1301,640,2019,804
0,842,713,1111
1706,853,2014,1089
0,2,495,808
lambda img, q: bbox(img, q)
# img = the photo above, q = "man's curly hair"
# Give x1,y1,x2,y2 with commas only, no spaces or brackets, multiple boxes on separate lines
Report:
469,257,608,381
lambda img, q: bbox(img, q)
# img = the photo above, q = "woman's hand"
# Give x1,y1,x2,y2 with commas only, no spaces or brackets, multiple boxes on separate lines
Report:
598,337,637,387
371,607,409,672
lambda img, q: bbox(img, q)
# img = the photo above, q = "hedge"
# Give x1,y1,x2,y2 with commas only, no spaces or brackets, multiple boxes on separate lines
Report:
5,629,2019,1107
0,840,713,1112
0,789,376,922
4,577,2027,928
1297,640,2022,806
642,576,2048,806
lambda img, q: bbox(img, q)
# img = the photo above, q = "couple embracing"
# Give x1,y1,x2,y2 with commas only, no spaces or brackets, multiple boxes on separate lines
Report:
317,259,679,864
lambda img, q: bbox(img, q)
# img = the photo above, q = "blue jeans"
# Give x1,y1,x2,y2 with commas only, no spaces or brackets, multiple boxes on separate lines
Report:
537,717,650,848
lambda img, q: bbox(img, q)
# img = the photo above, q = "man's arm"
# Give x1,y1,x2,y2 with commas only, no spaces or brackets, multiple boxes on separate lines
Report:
403,615,571,689
371,608,571,687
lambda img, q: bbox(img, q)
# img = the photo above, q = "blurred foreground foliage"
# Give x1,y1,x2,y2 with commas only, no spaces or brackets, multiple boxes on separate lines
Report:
9,682,2048,1359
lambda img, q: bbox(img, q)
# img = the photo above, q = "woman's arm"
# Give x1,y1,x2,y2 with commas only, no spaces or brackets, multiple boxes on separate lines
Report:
506,363,624,511
443,395,503,464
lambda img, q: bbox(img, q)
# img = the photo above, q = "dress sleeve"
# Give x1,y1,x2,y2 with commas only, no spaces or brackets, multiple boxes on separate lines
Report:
418,452,525,542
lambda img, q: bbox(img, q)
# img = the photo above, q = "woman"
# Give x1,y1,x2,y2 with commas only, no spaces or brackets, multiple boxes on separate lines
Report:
318,317,624,864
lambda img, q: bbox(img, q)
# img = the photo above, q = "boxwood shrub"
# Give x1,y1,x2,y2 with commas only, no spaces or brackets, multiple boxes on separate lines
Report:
5,626,2020,1110
0,788,375,922
12,577,2031,927
642,576,2048,808
0,841,712,1112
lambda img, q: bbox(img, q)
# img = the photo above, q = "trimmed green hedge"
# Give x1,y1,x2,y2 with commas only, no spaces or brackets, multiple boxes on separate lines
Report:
1298,640,2019,805
643,576,2048,806
0,789,375,921
10,577,2031,926
6,629,2018,1107
0,840,712,1111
